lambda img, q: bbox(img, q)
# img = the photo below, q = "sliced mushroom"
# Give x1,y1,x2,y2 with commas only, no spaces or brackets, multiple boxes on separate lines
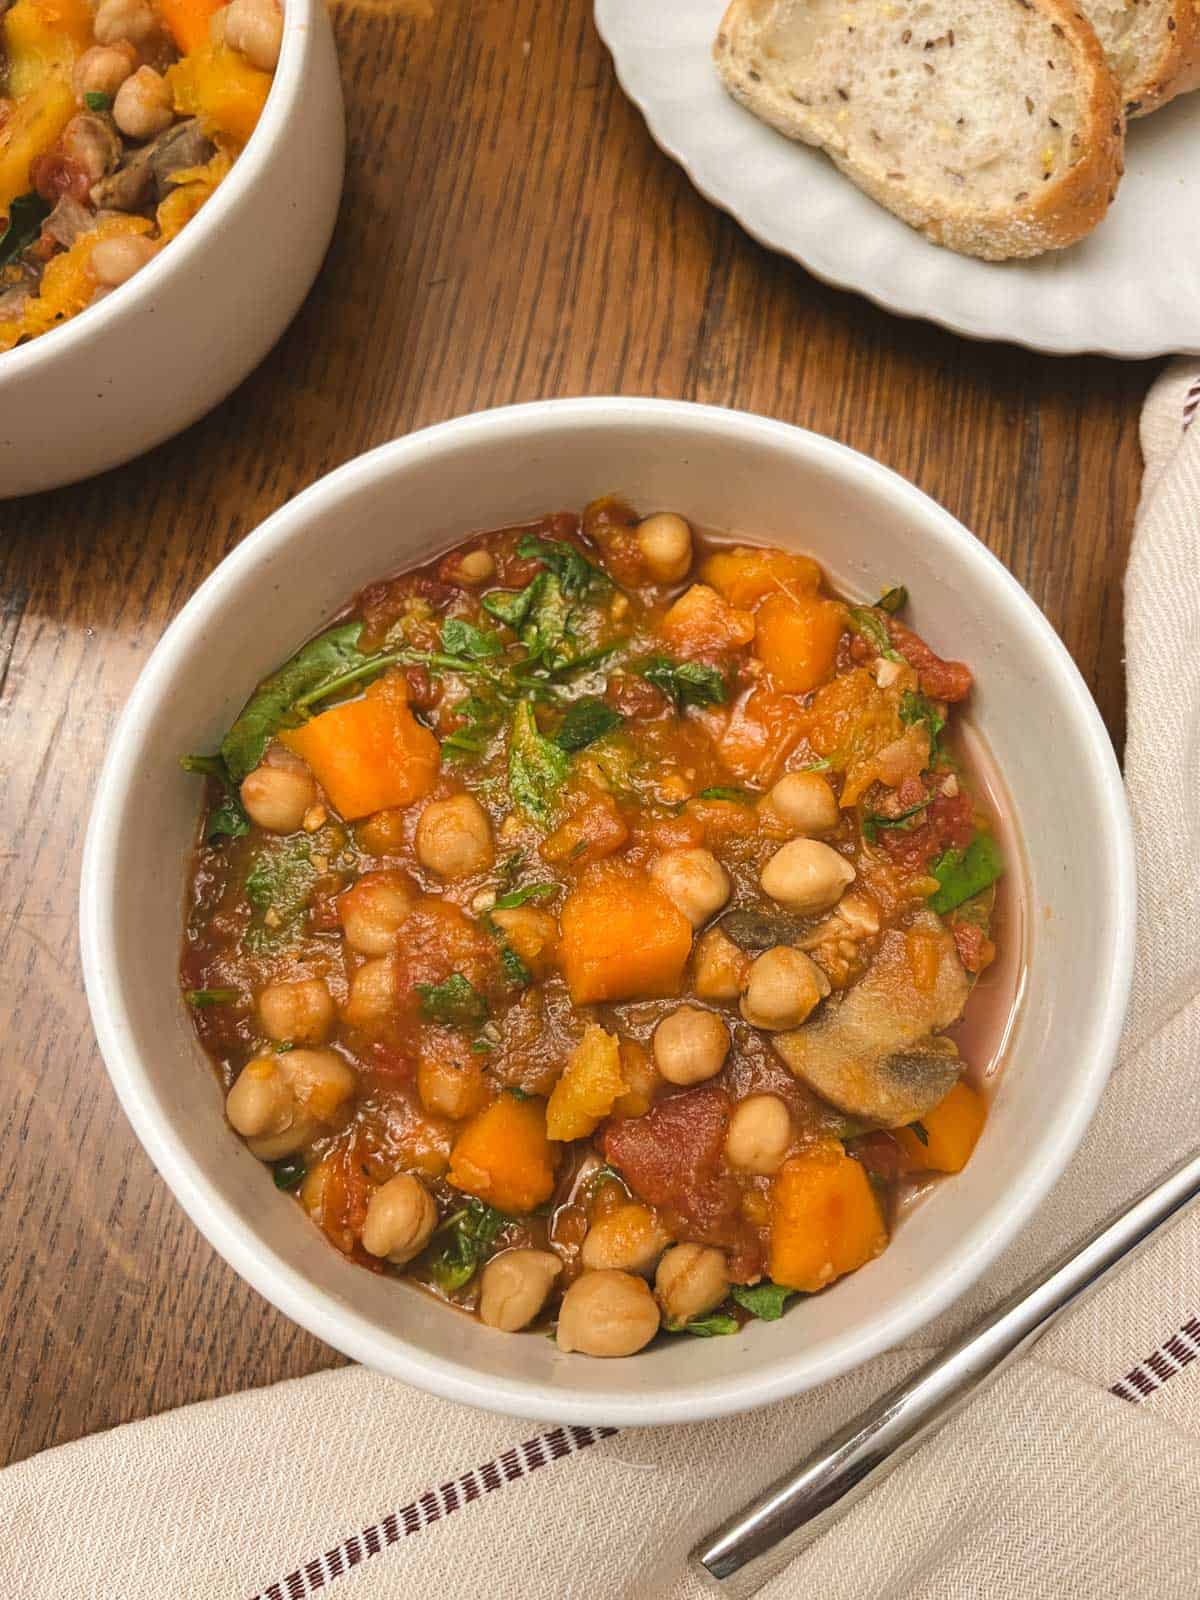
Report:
42,195,97,250
148,118,214,197
90,146,155,211
772,909,969,1127
717,906,810,952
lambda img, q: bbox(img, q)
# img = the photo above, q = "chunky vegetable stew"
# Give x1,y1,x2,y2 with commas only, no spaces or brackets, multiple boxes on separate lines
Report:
181,502,1010,1358
0,0,279,350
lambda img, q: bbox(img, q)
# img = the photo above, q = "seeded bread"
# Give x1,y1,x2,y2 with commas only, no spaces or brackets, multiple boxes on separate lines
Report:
1076,0,1200,116
713,0,1125,261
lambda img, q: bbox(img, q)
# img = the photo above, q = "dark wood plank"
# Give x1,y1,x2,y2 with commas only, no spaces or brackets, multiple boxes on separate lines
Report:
0,0,1151,1466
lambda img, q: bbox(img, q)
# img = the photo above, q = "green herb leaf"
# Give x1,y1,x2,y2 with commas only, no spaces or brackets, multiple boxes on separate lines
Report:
731,1282,795,1322
415,973,489,1027
183,987,239,1008
482,584,539,630
847,606,902,664
862,796,932,844
801,757,832,772
493,882,557,910
908,1120,930,1146
0,191,50,271
427,1198,509,1291
555,697,623,752
219,623,369,782
586,1162,627,1195
516,534,611,598
520,573,572,667
638,655,728,710
673,1311,739,1338
244,835,319,948
929,833,1004,915
180,753,251,841
83,89,113,110
442,691,505,762
877,585,908,615
470,1038,495,1054
441,617,503,660
698,786,754,803
272,1156,306,1191
508,701,570,828
899,689,946,756
491,928,532,988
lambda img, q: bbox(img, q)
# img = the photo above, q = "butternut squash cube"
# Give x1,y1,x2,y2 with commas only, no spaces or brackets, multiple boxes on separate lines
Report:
768,1141,887,1293
559,862,693,1004
448,1094,558,1214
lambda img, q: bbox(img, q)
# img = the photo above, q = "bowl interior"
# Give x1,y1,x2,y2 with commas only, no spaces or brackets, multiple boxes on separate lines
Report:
82,400,1133,1424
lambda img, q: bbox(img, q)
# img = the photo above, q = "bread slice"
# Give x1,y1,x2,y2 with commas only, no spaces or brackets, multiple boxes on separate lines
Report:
713,0,1125,260
1075,0,1200,116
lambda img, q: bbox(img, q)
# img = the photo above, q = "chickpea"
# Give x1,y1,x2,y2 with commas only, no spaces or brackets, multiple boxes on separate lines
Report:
112,65,173,140
580,1202,671,1274
90,233,157,288
354,807,407,855
725,1094,792,1175
740,946,828,1030
650,847,731,929
479,1248,561,1332
222,0,284,72
341,957,396,1028
59,113,121,183
226,1048,354,1160
760,838,855,915
361,1173,437,1265
240,761,316,834
451,549,496,585
636,512,693,583
652,1005,729,1086
417,1052,487,1120
555,1270,661,1357
655,1244,730,1325
257,977,335,1044
489,906,557,977
759,771,840,837
338,871,415,955
612,1038,660,1118
693,925,749,1001
92,0,158,47
73,42,138,104
415,793,494,880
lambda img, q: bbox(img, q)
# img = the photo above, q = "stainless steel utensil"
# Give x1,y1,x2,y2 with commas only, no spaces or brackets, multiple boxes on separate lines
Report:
694,1147,1200,1597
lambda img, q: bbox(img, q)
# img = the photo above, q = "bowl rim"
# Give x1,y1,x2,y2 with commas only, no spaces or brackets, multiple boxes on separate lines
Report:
0,0,314,382
79,397,1137,1424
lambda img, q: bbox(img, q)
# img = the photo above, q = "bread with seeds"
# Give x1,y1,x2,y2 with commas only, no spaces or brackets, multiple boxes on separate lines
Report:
1076,0,1200,117
713,0,1125,261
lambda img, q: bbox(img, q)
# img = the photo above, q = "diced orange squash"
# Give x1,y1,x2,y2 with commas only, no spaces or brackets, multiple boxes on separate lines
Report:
559,861,693,1004
154,148,232,242
702,546,822,610
280,672,440,821
895,1081,986,1174
796,667,905,806
0,75,74,211
754,592,845,695
716,684,805,787
769,1141,887,1293
0,213,152,350
546,1024,626,1141
166,40,272,148
447,1094,558,1214
3,0,93,97
660,583,755,659
159,0,223,55
541,787,628,866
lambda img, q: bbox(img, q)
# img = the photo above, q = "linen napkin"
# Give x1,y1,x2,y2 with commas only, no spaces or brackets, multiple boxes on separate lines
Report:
6,365,1200,1600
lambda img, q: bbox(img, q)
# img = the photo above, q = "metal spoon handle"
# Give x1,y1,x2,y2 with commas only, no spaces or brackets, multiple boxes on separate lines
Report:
694,1147,1200,1598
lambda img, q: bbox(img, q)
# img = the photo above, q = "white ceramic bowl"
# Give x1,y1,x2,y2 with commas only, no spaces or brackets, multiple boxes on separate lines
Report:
80,399,1135,1425
0,0,344,499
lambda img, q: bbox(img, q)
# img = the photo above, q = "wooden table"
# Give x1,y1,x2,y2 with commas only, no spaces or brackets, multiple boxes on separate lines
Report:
0,0,1153,1468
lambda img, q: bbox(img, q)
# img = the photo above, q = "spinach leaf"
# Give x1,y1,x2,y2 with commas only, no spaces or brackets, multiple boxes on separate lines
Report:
862,796,932,844
415,973,489,1027
899,689,946,756
441,691,505,762
508,701,569,828
441,617,503,659
183,987,239,1008
555,697,622,752
698,786,754,803
847,606,902,664
520,573,572,666
220,623,368,782
877,585,908,615
516,534,611,598
83,89,112,111
672,1311,739,1338
427,1199,509,1291
928,833,1004,915
180,753,250,841
482,584,539,630
272,1156,306,1191
485,916,532,987
493,882,557,910
908,1120,930,1146
244,836,319,949
731,1282,795,1321
638,655,728,710
0,191,49,271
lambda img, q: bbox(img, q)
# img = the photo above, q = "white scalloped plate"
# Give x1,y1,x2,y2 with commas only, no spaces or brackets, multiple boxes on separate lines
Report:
594,0,1200,358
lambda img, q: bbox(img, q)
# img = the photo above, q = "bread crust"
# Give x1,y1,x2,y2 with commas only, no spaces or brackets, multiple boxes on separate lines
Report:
1120,0,1200,118
714,0,1125,261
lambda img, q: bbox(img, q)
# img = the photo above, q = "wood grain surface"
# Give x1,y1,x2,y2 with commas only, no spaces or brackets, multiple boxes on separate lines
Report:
0,0,1154,1467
